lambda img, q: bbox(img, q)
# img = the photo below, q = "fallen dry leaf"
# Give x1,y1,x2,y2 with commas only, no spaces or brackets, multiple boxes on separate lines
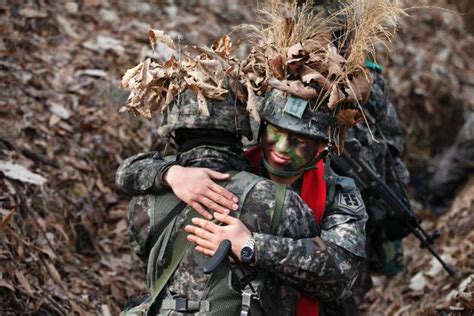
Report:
0,279,15,292
148,29,177,52
15,270,34,296
0,207,18,231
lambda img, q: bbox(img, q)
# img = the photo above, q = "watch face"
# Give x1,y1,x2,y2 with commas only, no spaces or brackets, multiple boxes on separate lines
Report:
241,246,253,262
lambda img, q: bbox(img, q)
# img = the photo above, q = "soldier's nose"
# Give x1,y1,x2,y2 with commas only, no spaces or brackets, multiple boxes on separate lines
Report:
275,135,290,153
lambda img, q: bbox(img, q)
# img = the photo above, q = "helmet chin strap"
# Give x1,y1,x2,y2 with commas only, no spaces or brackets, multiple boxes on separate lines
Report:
261,145,332,178
262,157,304,178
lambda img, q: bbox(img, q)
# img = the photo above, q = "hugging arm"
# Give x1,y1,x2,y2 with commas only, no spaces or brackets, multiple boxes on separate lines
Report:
116,152,238,217
188,183,364,301
251,186,365,301
188,177,367,301
252,233,360,301
115,152,172,195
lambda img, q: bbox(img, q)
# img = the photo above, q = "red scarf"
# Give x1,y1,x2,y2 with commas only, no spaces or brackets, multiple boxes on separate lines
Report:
244,146,327,316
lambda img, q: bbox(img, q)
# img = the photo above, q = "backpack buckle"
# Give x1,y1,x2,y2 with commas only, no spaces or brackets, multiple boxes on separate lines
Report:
174,298,188,312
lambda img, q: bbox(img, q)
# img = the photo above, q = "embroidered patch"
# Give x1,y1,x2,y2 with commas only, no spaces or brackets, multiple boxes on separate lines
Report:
283,96,308,119
337,192,364,213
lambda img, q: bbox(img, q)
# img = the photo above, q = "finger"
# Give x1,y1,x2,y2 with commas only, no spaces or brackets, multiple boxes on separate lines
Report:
187,234,198,244
190,202,213,220
198,196,231,216
213,212,238,225
186,234,217,251
190,217,220,233
208,182,239,206
185,224,216,240
205,169,230,180
195,245,215,256
203,190,234,214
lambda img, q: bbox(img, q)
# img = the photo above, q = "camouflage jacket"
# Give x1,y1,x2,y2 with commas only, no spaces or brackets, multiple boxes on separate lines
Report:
116,146,368,306
428,111,474,208
343,71,410,242
330,70,410,311
349,71,409,188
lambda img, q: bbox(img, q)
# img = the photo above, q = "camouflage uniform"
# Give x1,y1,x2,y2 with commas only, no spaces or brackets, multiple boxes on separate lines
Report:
117,146,368,314
334,70,410,308
427,111,474,212
350,71,409,187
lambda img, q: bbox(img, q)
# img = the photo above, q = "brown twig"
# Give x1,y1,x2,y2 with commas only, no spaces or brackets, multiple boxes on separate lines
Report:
20,146,60,169
11,181,60,260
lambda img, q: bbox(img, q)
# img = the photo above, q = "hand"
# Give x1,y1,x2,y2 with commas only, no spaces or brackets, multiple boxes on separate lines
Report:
185,212,252,260
164,166,239,219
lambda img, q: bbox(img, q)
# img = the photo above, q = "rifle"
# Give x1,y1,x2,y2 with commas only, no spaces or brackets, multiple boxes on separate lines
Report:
330,140,457,278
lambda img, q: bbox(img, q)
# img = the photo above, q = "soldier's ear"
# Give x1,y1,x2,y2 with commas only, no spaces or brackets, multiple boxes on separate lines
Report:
257,121,268,142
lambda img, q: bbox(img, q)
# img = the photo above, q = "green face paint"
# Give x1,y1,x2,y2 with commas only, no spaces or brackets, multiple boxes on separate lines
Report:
261,123,322,173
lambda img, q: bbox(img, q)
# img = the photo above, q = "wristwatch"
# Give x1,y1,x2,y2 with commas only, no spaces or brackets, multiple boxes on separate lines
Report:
240,237,255,264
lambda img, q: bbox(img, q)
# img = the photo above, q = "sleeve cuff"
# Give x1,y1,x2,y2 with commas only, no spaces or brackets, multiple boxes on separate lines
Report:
252,232,269,267
156,161,179,190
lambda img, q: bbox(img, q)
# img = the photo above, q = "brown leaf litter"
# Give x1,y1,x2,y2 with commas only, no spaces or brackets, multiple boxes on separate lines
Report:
0,0,472,314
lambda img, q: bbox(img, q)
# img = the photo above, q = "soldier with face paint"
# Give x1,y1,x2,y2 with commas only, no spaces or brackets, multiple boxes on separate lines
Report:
117,89,369,315
117,0,409,314
261,124,325,182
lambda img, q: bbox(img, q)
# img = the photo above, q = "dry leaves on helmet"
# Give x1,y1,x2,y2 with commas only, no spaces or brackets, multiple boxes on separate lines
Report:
268,78,318,100
121,29,242,120
242,0,404,112
195,89,210,117
299,65,326,86
328,84,345,109
336,108,363,127
241,49,268,91
211,35,235,59
269,55,286,80
244,79,260,122
236,0,405,154
287,42,309,74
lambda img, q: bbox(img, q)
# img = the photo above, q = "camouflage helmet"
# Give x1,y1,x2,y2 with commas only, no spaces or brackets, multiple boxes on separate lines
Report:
260,89,332,141
158,90,253,140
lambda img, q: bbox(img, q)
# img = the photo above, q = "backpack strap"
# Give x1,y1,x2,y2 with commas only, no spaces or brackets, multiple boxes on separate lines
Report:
148,207,196,314
145,199,186,259
270,183,287,234
148,170,240,313
233,174,264,219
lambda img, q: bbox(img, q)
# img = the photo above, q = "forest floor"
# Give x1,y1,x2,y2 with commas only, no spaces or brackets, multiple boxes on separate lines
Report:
0,0,472,315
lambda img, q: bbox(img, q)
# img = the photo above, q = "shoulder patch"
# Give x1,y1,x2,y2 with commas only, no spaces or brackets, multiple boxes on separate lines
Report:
337,192,364,213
